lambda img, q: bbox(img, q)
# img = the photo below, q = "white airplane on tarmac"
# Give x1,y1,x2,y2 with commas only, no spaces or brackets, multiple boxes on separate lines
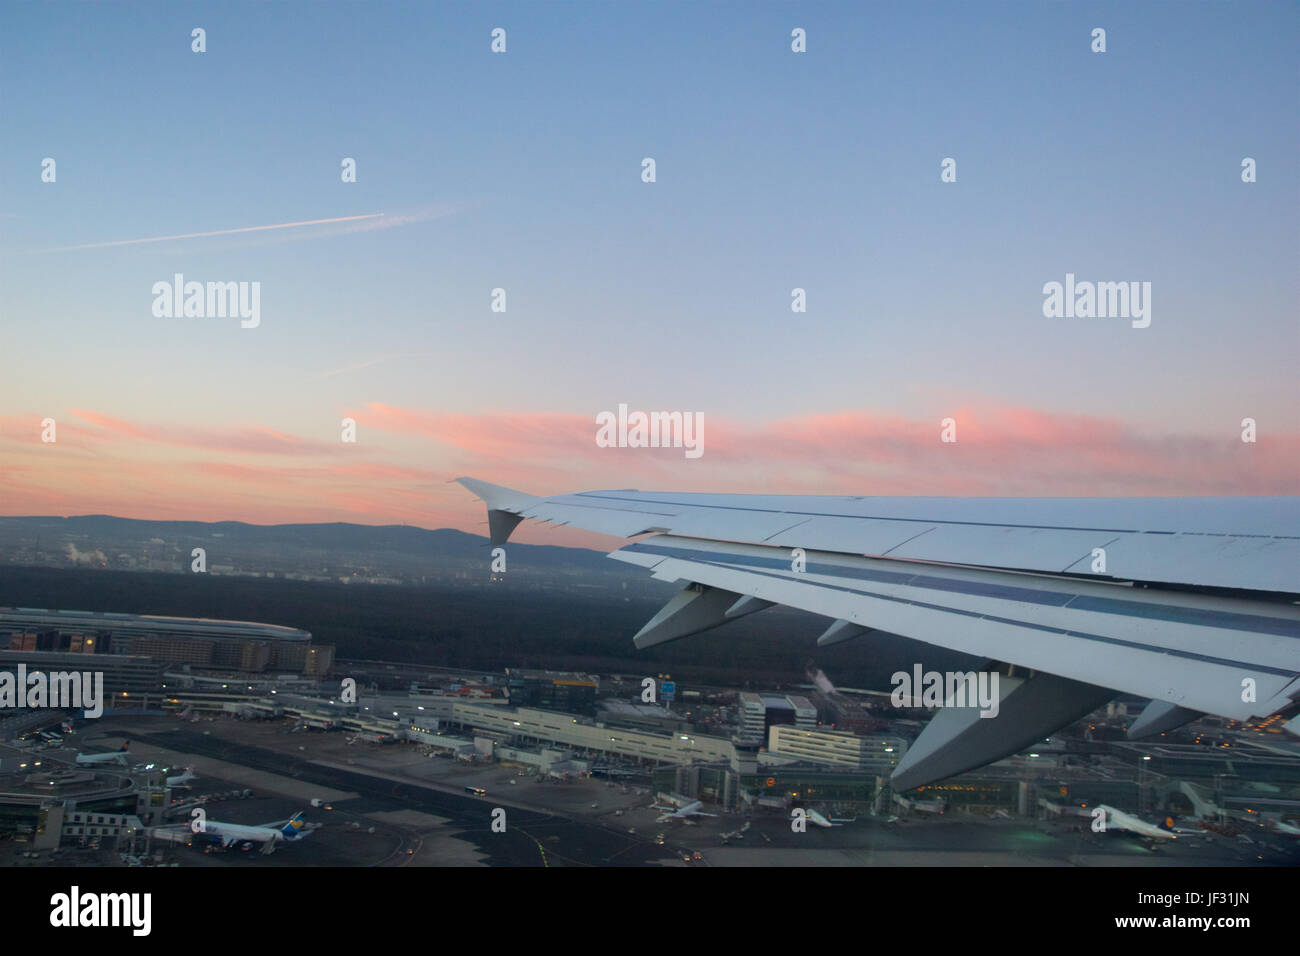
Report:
1093,804,1178,841
803,808,837,828
653,793,717,822
894,793,946,814
160,812,311,854
166,766,198,788
75,742,130,766
655,801,716,823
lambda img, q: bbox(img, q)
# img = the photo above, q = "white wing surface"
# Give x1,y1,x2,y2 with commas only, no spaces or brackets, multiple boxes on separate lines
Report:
458,479,1300,789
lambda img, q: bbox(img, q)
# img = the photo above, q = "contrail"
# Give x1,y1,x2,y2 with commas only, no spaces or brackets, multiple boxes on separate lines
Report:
316,350,443,380
57,213,386,250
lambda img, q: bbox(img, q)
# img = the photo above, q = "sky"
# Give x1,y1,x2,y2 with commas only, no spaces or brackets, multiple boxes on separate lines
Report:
1,1,1296,547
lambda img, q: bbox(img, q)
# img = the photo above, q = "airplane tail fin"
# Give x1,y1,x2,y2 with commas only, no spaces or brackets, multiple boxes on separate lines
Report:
1159,813,1178,832
281,812,307,838
120,742,130,752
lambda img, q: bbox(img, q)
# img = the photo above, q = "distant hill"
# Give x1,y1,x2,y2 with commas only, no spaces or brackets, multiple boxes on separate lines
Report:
0,514,646,592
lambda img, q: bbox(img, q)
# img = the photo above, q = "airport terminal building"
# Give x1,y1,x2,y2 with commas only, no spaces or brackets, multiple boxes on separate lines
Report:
0,608,330,674
0,608,334,702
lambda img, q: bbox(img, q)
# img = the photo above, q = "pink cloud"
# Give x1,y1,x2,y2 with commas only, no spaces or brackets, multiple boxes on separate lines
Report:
69,409,343,457
0,403,1293,544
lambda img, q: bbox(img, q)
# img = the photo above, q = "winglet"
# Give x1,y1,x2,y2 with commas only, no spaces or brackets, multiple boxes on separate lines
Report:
455,477,542,545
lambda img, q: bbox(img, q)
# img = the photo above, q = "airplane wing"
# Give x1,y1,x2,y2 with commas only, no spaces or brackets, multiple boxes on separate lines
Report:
458,478,1300,789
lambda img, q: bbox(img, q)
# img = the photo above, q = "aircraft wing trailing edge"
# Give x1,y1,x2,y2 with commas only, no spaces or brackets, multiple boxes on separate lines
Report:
457,478,1300,790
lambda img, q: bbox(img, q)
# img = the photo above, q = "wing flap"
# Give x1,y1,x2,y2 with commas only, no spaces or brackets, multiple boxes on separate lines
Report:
615,534,1300,722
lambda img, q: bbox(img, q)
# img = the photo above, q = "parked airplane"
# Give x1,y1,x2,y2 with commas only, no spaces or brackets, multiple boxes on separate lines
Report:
803,808,836,828
166,767,197,788
654,800,716,823
893,793,945,814
1267,818,1300,837
461,479,1300,790
75,742,130,766
181,812,310,853
654,791,693,807
1093,804,1178,842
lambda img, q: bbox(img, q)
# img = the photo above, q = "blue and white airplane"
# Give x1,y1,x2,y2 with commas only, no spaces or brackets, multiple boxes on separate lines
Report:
460,479,1300,791
181,812,311,853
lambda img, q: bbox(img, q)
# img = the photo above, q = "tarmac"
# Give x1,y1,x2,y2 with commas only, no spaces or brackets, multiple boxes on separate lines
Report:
45,714,1300,868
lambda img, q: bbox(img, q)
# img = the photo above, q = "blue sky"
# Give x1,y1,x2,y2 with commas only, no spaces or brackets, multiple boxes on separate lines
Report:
0,2,1295,528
